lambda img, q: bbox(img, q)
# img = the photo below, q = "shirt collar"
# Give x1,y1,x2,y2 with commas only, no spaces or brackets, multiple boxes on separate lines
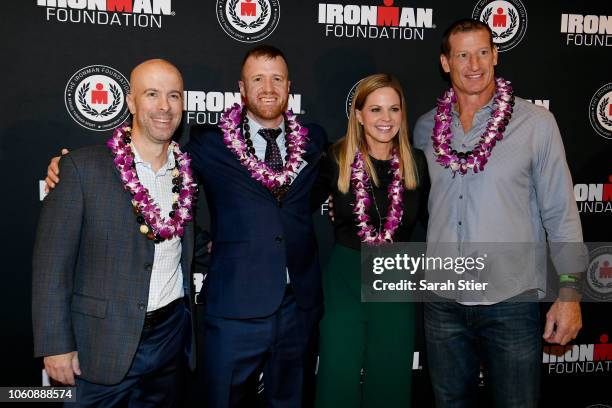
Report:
247,114,286,138
452,94,496,120
132,143,176,175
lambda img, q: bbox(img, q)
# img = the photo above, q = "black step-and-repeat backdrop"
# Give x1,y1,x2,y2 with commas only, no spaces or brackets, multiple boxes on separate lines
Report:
1,1,611,406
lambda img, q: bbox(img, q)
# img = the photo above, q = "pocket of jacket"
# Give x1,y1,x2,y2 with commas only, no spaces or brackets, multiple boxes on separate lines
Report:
71,293,108,318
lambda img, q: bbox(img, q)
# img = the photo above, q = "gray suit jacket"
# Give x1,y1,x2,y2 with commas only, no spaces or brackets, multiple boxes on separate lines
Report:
32,145,195,385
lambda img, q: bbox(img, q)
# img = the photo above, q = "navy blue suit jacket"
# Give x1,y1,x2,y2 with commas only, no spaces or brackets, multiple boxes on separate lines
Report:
185,124,326,319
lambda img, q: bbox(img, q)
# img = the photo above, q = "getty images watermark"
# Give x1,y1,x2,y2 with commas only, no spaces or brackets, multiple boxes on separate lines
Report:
361,242,610,303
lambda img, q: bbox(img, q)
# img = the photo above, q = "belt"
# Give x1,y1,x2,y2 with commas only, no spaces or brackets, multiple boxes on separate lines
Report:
143,297,184,329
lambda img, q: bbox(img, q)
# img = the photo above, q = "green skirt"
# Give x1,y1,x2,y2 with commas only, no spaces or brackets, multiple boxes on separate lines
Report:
315,244,416,408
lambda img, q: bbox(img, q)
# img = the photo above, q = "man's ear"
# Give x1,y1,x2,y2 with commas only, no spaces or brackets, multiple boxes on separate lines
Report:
492,45,498,67
126,92,135,114
239,80,245,99
440,54,450,74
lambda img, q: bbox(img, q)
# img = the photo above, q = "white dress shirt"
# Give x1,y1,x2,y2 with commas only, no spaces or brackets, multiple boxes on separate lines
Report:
132,144,184,311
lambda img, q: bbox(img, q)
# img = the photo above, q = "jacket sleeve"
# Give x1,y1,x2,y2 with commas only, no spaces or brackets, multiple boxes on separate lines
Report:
32,154,84,357
310,149,337,212
184,125,216,181
415,149,430,229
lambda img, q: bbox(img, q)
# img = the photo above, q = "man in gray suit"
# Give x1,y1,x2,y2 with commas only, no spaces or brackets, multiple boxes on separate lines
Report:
32,59,195,407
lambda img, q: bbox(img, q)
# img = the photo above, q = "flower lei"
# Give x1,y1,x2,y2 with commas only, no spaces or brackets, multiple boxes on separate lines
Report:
432,77,514,176
107,124,197,242
219,103,309,195
351,149,405,245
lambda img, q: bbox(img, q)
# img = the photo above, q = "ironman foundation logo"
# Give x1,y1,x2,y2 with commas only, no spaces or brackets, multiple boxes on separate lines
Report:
184,90,302,125
585,246,612,301
65,65,130,132
318,1,435,41
37,0,175,29
472,0,527,52
216,0,280,43
561,14,612,48
574,175,612,215
589,83,612,139
543,333,612,375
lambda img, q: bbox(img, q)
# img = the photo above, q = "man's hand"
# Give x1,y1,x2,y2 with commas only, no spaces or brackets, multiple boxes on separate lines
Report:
43,351,80,385
44,149,69,192
543,299,582,345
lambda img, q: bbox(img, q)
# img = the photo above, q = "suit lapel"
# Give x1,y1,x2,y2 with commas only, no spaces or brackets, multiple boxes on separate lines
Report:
108,149,138,204
283,138,320,198
218,139,279,202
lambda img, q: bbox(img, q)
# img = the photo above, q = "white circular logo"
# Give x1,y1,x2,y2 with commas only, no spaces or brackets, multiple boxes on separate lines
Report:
216,0,280,43
64,65,130,131
345,80,361,118
589,83,612,140
585,246,612,301
472,0,527,52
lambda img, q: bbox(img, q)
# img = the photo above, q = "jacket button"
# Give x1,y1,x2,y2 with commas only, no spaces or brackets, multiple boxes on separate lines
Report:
138,303,146,310
144,263,152,271
275,236,283,243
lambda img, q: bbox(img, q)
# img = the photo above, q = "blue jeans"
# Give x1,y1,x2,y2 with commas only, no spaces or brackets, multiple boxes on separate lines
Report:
424,300,541,408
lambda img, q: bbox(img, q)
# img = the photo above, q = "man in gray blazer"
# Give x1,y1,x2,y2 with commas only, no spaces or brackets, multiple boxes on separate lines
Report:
32,59,195,407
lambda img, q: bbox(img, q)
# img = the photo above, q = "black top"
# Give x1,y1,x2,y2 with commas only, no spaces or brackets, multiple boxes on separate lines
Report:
311,147,430,250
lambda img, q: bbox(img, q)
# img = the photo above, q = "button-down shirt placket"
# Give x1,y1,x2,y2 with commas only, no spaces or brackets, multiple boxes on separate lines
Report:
133,145,184,311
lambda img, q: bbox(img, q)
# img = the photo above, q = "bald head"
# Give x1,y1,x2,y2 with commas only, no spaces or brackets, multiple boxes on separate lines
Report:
126,59,184,148
129,59,183,94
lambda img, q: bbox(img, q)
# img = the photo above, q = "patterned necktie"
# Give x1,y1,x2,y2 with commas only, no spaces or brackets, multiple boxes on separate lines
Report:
258,128,284,171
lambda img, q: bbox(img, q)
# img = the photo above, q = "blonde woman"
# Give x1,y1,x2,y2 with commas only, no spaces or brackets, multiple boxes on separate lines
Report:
311,74,429,407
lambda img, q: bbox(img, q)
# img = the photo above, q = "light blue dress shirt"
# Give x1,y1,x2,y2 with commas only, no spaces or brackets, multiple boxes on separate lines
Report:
413,96,586,302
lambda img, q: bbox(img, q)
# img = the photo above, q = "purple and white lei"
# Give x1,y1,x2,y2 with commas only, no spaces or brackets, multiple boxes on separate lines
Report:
219,103,309,192
351,149,404,245
107,124,197,241
432,77,514,176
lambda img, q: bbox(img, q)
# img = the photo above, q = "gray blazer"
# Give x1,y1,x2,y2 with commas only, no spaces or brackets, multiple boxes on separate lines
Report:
32,145,195,385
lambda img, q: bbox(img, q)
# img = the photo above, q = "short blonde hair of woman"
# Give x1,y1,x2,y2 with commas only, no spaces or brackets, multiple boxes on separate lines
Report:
334,73,418,193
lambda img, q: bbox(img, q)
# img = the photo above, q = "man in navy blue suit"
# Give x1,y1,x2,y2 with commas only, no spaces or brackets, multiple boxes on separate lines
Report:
185,45,326,408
